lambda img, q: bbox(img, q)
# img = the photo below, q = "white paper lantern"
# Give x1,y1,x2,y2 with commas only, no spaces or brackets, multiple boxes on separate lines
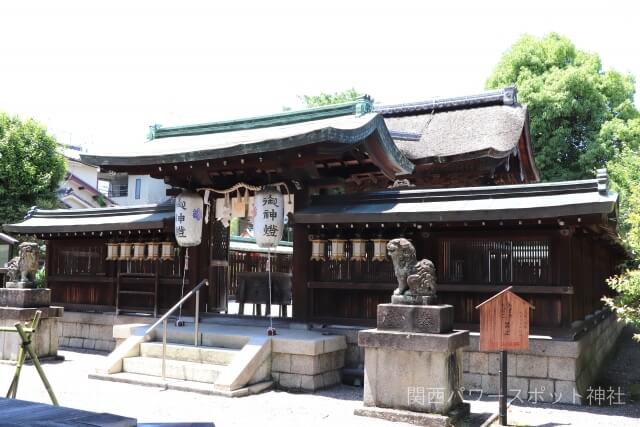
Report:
253,187,284,248
132,242,146,260
106,243,119,261
146,242,160,260
371,238,388,262
330,239,348,261
350,238,367,262
161,241,174,261
175,190,204,247
118,242,132,260
310,239,326,262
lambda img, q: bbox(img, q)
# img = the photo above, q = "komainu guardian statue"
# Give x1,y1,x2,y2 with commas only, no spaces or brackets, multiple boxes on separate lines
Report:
5,242,40,288
387,237,437,305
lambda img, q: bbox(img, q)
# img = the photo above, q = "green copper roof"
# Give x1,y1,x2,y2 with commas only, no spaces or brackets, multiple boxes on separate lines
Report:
149,96,374,140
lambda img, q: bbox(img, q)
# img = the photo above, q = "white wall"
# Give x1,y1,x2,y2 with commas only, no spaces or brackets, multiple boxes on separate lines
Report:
67,159,98,187
117,174,169,206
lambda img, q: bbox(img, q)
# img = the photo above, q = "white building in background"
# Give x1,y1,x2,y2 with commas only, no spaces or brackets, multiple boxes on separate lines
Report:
97,172,170,206
59,145,117,208
59,144,169,208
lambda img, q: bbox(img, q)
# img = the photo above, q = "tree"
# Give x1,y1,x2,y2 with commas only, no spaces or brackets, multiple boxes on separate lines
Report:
0,113,66,226
608,144,640,252
486,33,639,181
603,270,640,341
301,88,362,108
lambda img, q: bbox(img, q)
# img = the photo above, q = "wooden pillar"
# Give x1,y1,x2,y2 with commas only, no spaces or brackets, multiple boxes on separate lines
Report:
44,240,53,288
291,185,311,323
556,228,573,328
292,223,310,322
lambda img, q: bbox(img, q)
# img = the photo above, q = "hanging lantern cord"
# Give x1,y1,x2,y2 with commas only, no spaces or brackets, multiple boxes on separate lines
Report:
177,248,189,326
267,247,276,336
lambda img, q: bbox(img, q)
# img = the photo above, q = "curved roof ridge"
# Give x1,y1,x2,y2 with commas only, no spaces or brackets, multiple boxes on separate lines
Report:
375,87,517,116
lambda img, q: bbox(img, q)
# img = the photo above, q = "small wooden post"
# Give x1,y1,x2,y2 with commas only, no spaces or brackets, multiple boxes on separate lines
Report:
477,287,534,427
499,350,507,425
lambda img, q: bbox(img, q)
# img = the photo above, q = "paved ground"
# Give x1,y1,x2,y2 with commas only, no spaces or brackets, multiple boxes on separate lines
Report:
0,328,638,426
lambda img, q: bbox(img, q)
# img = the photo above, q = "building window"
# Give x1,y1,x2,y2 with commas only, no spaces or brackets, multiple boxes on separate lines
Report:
438,238,551,285
135,178,142,200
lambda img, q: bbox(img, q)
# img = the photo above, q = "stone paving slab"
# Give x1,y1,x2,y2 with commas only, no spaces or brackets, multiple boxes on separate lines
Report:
1,349,639,426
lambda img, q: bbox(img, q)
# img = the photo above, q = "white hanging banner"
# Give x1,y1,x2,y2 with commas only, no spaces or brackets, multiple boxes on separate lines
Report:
254,187,284,248
215,197,232,227
175,190,204,247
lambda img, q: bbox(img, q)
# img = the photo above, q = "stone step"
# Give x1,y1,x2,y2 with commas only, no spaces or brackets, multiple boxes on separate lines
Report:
140,342,238,366
122,356,224,383
165,329,248,349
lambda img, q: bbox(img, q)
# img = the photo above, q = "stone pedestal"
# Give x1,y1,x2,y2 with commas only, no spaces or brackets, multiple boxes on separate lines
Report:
355,303,469,426
0,288,63,361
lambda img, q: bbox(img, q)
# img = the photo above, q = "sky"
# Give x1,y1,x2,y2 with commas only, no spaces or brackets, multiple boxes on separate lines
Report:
0,1,638,152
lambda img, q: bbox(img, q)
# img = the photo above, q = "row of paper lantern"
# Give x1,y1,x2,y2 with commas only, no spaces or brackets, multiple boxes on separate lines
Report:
310,238,389,262
106,242,176,261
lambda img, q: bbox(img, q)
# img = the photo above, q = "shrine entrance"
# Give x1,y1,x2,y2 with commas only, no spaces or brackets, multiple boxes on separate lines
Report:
204,191,294,318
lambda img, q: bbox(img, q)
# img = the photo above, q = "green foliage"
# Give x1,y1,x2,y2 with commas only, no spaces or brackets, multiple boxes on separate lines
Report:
0,113,66,225
603,271,640,341
608,146,640,255
93,194,107,208
301,88,362,108
35,266,46,289
486,33,639,181
489,34,640,333
230,217,239,236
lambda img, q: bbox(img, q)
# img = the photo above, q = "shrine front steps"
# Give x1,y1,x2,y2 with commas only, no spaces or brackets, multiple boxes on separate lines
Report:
91,339,273,397
140,342,238,365
122,342,240,383
91,321,347,396
91,323,273,397
123,356,224,383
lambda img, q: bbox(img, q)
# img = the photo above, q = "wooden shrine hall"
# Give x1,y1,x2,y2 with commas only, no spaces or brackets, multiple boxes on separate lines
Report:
3,87,624,334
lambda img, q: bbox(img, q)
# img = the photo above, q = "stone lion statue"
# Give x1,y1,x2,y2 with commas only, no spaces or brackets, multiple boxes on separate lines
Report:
6,242,39,285
387,238,437,299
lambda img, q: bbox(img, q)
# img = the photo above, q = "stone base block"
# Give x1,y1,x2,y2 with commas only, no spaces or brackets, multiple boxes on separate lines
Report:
360,327,469,415
273,369,342,392
0,302,63,361
0,288,51,307
391,294,437,305
0,317,60,361
5,281,36,289
377,304,453,334
359,329,469,353
271,346,345,391
354,402,470,427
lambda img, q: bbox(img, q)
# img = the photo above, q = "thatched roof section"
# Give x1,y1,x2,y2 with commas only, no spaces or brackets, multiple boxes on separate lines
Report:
383,105,527,163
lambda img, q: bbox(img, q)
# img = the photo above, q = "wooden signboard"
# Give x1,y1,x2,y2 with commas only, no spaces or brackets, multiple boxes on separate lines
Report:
476,287,534,426
476,286,534,351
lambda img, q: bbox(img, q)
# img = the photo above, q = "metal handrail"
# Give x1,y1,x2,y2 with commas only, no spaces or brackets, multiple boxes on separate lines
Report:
143,278,209,380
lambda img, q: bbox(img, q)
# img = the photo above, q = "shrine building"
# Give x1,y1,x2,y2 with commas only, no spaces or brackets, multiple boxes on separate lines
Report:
3,87,625,401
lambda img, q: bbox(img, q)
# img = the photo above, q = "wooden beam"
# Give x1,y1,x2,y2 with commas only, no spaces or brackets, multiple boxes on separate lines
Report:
438,284,573,294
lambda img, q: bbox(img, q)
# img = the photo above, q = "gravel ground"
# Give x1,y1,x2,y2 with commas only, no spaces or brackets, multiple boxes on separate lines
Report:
0,329,638,427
